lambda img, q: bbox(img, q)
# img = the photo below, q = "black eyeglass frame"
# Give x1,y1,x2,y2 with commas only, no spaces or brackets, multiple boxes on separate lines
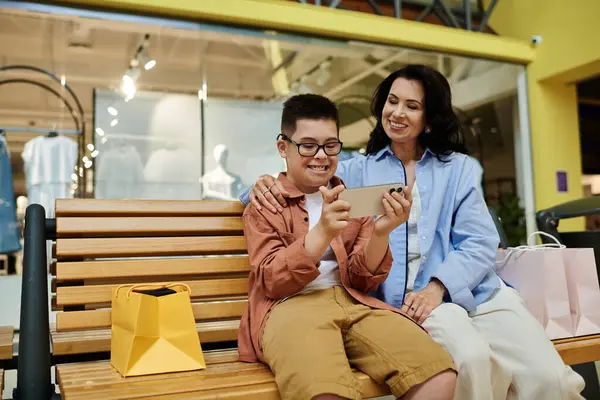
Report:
277,133,343,157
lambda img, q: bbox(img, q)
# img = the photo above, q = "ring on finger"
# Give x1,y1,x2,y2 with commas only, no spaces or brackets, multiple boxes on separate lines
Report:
262,187,271,195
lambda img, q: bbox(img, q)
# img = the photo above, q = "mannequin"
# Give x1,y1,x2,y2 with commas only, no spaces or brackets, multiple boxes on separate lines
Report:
201,144,243,200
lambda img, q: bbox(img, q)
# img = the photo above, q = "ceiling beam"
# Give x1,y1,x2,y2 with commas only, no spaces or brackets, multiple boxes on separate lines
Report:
451,64,518,111
324,51,407,99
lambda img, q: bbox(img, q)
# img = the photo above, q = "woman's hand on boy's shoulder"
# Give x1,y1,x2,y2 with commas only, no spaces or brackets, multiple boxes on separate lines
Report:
250,174,289,213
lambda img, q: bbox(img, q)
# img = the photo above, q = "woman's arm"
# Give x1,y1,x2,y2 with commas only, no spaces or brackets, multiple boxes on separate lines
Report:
430,157,500,311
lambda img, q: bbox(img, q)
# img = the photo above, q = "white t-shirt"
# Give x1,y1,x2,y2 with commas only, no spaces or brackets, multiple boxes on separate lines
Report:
298,190,342,294
22,136,77,217
406,183,422,292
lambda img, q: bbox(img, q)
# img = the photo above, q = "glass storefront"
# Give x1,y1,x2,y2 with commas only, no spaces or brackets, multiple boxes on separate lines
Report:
0,0,530,266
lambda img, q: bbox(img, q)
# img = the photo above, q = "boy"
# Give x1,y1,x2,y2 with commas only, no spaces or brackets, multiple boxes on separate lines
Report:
238,94,456,400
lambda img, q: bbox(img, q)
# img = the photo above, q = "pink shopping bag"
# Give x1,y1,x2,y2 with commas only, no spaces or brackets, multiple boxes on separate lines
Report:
496,246,573,340
563,248,600,336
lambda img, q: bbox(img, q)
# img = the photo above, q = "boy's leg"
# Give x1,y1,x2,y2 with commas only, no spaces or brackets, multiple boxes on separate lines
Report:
470,283,585,400
341,300,456,397
262,289,360,400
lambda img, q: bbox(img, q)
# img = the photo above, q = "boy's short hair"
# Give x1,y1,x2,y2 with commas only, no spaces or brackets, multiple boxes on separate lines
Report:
281,94,340,136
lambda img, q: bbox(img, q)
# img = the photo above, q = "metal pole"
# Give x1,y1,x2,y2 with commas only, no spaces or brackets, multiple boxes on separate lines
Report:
463,0,472,30
329,0,341,8
394,0,401,18
477,0,497,31
438,0,460,28
416,2,435,22
366,0,384,15
14,205,55,400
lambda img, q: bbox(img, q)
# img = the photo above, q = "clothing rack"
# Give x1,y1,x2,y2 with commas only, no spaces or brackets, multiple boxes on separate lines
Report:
0,126,82,135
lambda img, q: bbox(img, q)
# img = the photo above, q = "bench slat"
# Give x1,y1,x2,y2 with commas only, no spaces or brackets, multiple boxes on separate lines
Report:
56,199,244,217
51,320,240,355
0,326,13,360
57,217,244,238
56,278,249,306
56,256,250,281
56,355,389,400
56,300,247,330
60,366,275,400
56,236,247,259
553,335,600,366
139,382,281,400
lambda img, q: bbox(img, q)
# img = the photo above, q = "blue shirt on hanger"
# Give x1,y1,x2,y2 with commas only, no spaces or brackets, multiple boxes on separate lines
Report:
0,134,22,254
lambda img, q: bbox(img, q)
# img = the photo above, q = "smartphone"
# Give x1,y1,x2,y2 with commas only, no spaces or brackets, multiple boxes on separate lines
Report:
338,183,405,218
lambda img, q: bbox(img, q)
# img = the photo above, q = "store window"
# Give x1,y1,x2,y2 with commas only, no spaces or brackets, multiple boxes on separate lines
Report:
0,1,531,286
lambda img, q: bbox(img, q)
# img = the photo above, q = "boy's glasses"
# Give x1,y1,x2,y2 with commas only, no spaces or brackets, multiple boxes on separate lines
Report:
278,133,343,157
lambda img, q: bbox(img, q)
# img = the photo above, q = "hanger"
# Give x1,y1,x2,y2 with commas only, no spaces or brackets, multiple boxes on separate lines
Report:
47,123,58,138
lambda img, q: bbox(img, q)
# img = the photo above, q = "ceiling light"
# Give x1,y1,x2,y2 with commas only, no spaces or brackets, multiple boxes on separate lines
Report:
144,59,156,70
60,75,67,86
120,74,136,101
95,127,105,136
101,137,108,144
87,143,95,151
107,107,118,116
91,150,99,158
110,118,119,127
198,81,207,102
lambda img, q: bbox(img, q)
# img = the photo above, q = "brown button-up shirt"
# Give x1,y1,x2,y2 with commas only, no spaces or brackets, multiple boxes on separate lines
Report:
238,173,413,363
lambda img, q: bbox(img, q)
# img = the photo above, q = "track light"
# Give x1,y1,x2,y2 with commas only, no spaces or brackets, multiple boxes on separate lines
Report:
144,59,156,70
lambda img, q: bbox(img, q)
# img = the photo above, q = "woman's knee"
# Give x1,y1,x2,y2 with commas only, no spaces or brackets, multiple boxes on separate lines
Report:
453,341,493,372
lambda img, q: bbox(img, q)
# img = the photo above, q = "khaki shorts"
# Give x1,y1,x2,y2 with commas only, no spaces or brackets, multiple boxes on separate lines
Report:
262,286,455,400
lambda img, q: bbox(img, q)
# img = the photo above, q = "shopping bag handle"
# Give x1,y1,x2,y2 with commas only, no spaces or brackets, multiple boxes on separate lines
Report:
526,231,564,248
496,231,565,266
115,283,192,299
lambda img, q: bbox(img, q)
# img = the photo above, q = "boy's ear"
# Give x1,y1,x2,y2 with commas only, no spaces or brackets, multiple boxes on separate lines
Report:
277,139,288,158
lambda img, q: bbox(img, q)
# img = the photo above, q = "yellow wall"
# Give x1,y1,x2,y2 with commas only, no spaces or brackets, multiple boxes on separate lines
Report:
486,0,600,231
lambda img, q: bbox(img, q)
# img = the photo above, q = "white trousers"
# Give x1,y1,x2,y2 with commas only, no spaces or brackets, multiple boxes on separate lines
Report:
422,282,585,400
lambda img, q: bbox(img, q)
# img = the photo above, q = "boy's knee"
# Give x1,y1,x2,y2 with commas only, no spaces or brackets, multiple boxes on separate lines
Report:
429,369,457,394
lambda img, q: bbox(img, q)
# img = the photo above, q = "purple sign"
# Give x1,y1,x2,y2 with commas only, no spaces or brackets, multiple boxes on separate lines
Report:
556,171,568,193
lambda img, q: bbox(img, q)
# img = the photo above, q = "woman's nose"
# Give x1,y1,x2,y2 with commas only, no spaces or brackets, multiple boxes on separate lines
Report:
392,105,405,117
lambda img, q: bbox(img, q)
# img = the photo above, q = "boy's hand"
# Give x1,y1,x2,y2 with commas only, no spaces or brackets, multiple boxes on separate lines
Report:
373,188,412,236
316,185,350,239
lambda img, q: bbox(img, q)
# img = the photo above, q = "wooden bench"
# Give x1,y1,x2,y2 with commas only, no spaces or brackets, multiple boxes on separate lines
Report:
0,326,14,395
43,199,390,399
17,199,600,399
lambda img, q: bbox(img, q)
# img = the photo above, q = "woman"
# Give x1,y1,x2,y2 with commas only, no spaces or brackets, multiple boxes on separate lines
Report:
240,65,584,400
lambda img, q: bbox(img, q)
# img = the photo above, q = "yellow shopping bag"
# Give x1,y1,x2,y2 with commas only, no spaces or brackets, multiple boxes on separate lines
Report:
110,282,206,377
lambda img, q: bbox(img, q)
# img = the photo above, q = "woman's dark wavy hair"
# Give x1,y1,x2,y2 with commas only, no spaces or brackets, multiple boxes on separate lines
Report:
366,64,468,159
